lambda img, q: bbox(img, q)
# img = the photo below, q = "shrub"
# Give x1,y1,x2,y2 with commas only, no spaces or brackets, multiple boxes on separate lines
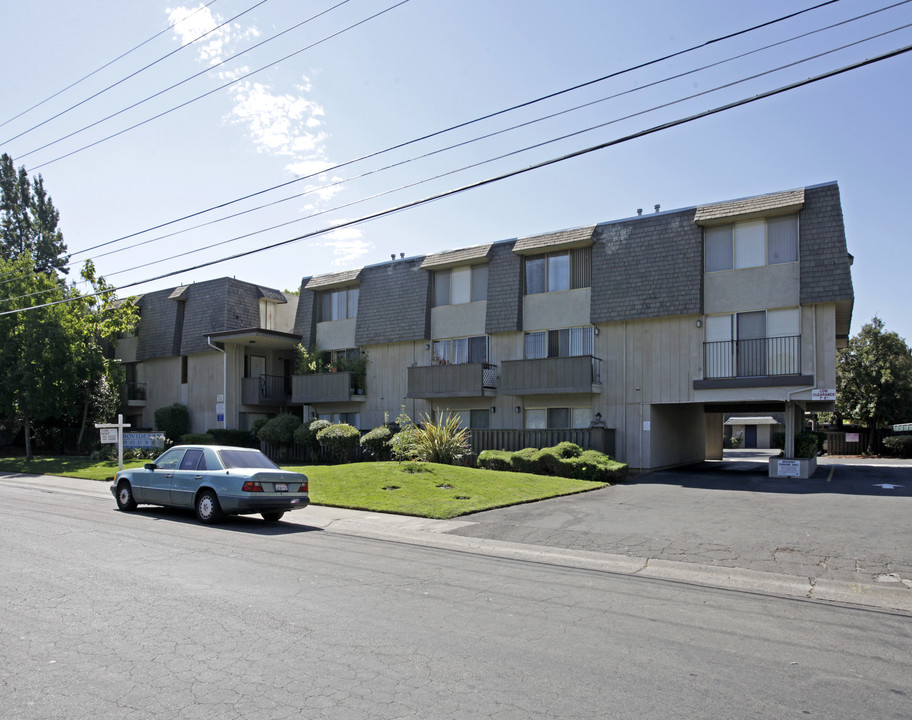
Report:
531,447,571,477
553,442,583,459
509,447,539,474
411,413,470,465
883,435,912,458
154,403,190,444
180,433,215,445
207,428,258,448
568,450,628,482
794,431,821,458
249,417,269,444
389,410,420,461
360,426,392,460
257,413,302,448
316,423,360,463
477,450,512,472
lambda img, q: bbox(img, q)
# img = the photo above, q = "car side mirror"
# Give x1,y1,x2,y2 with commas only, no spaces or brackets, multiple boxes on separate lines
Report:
144,463,158,471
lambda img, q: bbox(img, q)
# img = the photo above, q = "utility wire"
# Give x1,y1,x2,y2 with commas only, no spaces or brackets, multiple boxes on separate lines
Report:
3,42,909,317
25,0,413,171
16,0,354,161
71,1,912,265
1,0,271,147
0,0,221,131
91,24,912,280
23,0,843,182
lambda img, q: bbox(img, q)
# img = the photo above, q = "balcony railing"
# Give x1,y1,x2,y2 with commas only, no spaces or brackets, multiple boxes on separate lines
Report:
407,362,497,399
704,336,801,379
291,371,366,405
242,374,290,406
500,355,602,395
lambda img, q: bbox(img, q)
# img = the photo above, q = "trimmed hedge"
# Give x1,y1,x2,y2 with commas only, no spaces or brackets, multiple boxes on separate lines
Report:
883,435,912,458
207,428,259,448
360,426,392,460
180,433,215,445
478,444,627,483
316,423,360,463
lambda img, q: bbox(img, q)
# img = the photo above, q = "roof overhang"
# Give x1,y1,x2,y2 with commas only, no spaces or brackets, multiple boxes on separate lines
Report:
512,225,596,255
205,328,300,349
695,188,805,226
305,268,362,291
420,244,492,270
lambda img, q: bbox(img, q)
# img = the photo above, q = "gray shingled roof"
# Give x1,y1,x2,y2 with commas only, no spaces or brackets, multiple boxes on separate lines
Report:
420,243,492,269
305,268,362,289
512,225,596,254
355,259,430,345
695,188,805,224
257,287,287,303
168,286,190,300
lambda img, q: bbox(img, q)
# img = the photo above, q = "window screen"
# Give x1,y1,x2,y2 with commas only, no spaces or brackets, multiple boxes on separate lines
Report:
471,265,488,302
705,225,733,272
469,409,490,429
525,257,546,294
525,331,547,359
548,253,570,292
450,267,471,304
434,271,451,307
547,408,570,429
734,220,766,269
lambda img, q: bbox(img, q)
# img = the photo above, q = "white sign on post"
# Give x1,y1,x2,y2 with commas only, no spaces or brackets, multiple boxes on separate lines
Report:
95,414,131,471
99,428,118,444
778,459,801,477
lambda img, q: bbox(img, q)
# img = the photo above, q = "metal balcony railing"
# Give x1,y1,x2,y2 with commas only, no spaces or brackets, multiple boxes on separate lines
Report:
703,335,801,379
126,382,146,401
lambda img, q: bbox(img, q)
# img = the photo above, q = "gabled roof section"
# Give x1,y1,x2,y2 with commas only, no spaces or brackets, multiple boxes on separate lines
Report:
695,188,805,225
420,243,492,269
512,225,596,255
305,268,362,290
257,287,287,303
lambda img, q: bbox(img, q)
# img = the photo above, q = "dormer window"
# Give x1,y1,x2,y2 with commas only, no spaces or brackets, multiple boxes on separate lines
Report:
704,214,798,272
319,287,358,321
524,247,591,294
433,265,487,306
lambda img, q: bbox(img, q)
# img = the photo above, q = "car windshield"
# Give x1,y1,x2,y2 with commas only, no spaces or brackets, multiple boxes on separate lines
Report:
218,449,280,470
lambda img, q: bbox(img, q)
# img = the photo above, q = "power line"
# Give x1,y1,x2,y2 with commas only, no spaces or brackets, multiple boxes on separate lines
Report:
0,0,221,131
25,0,413,171
75,8,912,270
1,0,270,147
61,0,855,260
3,43,909,317
15,0,354,161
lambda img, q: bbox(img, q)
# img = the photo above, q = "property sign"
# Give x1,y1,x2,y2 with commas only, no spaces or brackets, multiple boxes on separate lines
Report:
123,432,166,450
99,428,118,444
812,388,836,401
846,433,860,443
778,460,801,477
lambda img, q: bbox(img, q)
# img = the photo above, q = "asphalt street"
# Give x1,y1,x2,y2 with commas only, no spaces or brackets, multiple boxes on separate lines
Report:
0,472,910,720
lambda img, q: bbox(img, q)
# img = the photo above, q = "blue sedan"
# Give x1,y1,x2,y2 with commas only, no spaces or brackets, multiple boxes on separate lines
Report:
111,445,309,524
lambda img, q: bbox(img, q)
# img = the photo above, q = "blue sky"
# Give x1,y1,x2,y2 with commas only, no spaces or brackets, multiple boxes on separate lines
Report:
2,0,910,341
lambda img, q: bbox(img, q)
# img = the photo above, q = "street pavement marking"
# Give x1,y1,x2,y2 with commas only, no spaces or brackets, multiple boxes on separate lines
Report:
827,466,835,483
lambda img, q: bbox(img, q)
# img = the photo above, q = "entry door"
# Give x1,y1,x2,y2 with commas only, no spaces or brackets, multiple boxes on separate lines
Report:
744,425,758,449
737,311,766,377
247,355,266,379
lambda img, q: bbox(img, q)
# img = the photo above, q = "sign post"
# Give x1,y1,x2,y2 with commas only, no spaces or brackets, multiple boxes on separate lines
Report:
95,414,131,471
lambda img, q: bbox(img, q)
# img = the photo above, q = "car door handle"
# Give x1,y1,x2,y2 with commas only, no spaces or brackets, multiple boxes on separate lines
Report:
194,475,203,480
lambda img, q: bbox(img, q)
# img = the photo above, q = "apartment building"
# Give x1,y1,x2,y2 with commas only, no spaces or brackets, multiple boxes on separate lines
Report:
118,182,853,471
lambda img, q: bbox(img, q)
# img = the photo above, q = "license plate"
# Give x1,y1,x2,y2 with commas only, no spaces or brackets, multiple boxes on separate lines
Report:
275,483,288,492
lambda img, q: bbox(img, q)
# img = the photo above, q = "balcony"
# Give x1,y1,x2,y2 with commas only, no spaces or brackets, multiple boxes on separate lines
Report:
695,336,813,390
500,356,602,395
407,362,497,399
242,374,291,407
291,372,366,405
125,382,146,406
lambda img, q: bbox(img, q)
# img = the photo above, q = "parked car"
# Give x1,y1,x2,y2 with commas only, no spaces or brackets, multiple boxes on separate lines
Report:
111,445,309,524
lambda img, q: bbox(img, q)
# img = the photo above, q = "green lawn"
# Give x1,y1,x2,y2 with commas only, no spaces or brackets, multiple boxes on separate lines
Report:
0,456,609,519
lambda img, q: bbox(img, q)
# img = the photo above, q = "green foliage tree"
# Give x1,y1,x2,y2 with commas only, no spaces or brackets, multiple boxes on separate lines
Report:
836,316,912,452
154,404,191,445
0,158,137,459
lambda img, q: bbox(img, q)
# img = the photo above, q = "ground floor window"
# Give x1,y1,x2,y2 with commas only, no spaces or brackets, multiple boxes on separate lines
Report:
317,412,360,428
524,407,592,429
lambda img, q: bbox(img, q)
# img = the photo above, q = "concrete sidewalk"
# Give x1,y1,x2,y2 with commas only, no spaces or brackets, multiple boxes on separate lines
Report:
2,464,911,613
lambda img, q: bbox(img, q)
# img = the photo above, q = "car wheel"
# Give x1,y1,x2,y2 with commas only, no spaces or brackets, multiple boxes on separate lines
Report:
195,489,225,524
261,511,285,522
116,481,138,512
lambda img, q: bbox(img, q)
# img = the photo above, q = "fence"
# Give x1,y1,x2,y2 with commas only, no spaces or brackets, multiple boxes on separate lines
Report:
824,431,867,455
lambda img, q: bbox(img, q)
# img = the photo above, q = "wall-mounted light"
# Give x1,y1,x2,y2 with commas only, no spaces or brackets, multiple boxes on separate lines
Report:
594,327,600,336
490,406,496,414
696,319,703,328
424,343,430,350
515,406,521,414
595,412,602,421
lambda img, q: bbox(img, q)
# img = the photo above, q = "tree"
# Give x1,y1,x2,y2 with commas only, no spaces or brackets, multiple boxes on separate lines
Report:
0,153,67,276
835,317,912,453
0,157,137,459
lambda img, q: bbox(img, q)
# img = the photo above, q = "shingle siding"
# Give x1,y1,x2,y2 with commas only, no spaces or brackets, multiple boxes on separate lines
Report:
355,259,430,345
293,277,316,347
135,289,181,361
485,241,522,333
799,182,854,305
591,210,703,323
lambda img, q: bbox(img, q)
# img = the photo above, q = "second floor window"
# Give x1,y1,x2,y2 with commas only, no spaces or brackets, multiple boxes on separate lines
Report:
524,247,591,294
432,335,488,365
705,214,798,272
433,265,488,306
524,326,593,359
319,287,358,321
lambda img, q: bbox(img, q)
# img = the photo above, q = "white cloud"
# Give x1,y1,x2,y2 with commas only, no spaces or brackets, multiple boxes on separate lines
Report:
314,227,373,266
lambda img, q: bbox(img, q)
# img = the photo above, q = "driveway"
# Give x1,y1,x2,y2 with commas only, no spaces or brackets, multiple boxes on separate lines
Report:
449,452,912,587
